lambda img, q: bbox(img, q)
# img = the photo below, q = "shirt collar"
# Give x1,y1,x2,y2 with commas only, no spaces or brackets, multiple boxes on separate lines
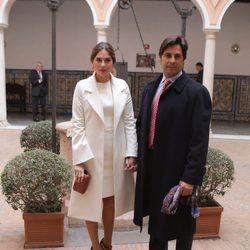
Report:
162,70,183,83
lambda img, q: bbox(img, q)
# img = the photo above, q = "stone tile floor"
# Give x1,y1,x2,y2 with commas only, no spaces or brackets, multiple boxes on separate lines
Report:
0,114,250,249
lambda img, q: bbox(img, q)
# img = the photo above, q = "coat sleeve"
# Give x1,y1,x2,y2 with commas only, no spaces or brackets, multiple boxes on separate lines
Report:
71,82,94,165
181,86,212,186
29,71,39,86
123,84,138,157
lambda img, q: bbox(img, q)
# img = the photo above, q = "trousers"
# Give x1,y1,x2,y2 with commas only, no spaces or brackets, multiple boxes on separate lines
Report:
149,235,193,250
32,95,46,120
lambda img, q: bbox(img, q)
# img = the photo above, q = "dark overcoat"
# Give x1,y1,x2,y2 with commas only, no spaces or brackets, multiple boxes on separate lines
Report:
29,70,48,97
133,72,212,241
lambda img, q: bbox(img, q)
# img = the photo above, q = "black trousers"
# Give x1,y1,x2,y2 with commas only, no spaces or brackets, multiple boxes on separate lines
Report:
32,95,46,120
149,235,193,250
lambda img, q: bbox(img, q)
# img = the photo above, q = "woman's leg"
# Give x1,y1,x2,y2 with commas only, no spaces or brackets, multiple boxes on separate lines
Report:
102,196,115,248
85,220,102,250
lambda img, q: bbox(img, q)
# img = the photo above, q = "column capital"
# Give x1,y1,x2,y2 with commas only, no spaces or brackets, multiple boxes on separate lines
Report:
95,25,109,43
203,29,218,39
0,24,8,29
94,25,109,30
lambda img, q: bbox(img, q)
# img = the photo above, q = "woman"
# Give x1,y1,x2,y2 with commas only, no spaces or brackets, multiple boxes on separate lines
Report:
68,42,137,250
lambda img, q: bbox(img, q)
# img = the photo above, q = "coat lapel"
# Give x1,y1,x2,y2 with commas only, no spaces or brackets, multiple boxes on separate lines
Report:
84,74,104,123
111,75,127,132
82,74,129,131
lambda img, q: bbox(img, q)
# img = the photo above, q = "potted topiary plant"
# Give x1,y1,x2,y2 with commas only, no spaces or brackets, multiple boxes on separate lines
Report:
1,149,72,248
195,146,235,239
20,120,60,153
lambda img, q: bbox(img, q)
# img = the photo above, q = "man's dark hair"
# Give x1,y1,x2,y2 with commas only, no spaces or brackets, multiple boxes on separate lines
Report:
159,36,188,60
196,62,203,67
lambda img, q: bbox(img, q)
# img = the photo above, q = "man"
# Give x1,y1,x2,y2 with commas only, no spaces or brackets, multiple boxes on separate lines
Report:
134,36,212,250
195,62,203,84
29,62,48,121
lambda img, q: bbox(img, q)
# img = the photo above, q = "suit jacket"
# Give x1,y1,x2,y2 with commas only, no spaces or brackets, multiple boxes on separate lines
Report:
68,73,137,222
197,69,203,84
133,72,212,241
29,70,48,97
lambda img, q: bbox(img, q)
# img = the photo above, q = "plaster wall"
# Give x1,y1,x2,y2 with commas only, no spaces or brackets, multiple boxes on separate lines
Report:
4,1,250,75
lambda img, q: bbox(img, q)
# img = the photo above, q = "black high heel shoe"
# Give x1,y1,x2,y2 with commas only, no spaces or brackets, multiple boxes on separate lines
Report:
100,238,112,250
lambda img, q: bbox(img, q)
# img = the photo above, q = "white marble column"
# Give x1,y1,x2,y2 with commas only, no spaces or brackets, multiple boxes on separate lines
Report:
203,30,217,100
0,26,9,127
95,26,108,43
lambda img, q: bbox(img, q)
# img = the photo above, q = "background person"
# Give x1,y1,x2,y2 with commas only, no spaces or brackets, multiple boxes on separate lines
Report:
195,62,203,84
29,62,48,121
134,36,212,250
68,42,137,250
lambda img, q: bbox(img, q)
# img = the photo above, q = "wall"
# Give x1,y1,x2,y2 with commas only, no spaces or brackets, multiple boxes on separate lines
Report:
4,1,250,75
5,0,96,71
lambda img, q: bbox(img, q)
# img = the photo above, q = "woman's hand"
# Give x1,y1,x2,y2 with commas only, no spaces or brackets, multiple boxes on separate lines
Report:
124,157,138,172
74,164,85,183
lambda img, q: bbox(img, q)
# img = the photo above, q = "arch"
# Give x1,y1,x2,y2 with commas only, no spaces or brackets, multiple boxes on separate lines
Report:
0,0,15,27
85,0,117,26
192,0,234,30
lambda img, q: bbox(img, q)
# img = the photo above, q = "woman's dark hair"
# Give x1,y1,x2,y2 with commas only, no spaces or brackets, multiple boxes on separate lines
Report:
90,42,116,63
159,36,188,60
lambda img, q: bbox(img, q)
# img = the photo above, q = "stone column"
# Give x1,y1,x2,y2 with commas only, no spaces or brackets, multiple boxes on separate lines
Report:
203,30,217,100
95,26,108,43
0,26,9,127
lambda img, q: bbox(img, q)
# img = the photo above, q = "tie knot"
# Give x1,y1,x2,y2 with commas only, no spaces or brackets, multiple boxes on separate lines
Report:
162,79,171,91
164,79,171,85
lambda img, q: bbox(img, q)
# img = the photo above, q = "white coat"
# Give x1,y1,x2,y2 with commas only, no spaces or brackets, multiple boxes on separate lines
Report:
68,73,138,222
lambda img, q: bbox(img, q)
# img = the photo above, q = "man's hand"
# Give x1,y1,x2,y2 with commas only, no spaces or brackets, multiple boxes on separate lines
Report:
179,181,194,196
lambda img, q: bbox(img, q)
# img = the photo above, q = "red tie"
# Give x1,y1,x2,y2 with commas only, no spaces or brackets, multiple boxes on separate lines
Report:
149,79,171,148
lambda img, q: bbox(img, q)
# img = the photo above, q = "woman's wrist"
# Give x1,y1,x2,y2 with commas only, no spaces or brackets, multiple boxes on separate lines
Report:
75,163,85,169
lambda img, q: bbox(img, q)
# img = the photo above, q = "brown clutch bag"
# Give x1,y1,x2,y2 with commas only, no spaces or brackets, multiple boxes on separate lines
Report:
73,169,91,194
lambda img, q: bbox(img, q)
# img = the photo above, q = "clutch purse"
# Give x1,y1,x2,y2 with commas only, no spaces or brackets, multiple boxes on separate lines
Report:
73,169,91,194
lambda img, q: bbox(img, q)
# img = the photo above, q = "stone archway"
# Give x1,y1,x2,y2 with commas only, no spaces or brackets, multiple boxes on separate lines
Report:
86,0,118,42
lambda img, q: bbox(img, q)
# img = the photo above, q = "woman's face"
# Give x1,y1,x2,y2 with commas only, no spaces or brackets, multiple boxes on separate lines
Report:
92,49,114,83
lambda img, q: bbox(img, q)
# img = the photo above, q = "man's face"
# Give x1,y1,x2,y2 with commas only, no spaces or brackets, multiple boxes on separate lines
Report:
159,44,184,78
36,63,43,72
196,65,202,72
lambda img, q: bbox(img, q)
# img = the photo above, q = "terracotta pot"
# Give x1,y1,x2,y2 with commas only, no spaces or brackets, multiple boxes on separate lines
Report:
194,199,223,239
23,212,64,248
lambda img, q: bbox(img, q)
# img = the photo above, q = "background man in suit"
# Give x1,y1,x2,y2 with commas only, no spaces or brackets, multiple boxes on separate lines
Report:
134,36,212,250
195,62,203,84
29,62,48,121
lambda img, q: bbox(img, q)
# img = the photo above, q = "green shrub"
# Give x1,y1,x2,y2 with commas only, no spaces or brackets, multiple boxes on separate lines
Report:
197,147,235,206
1,149,72,213
20,121,60,153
